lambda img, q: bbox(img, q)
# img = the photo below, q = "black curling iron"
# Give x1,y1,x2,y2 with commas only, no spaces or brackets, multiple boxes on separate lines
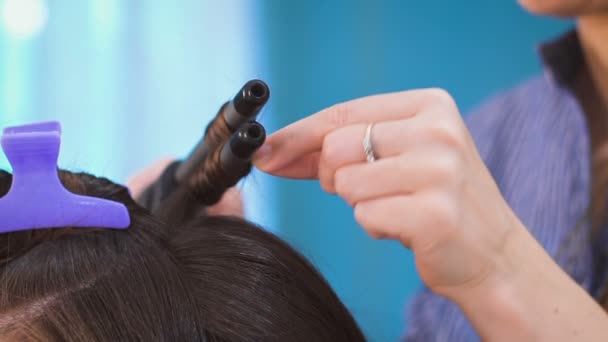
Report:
218,121,266,186
136,79,270,213
174,79,269,183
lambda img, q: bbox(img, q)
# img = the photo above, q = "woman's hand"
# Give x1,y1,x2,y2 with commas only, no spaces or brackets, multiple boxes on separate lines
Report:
127,158,244,217
253,88,525,298
254,88,608,341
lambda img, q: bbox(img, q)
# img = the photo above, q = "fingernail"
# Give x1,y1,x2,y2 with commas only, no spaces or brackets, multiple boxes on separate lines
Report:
253,144,272,165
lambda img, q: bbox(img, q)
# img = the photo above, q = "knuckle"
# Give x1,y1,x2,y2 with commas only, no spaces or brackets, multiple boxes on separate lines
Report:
354,203,388,240
321,131,342,168
306,158,320,180
367,229,386,240
354,203,368,225
327,102,353,128
354,203,372,228
318,167,336,194
424,87,457,109
318,165,336,195
424,193,460,231
334,168,351,199
428,120,465,149
319,178,334,194
432,151,463,182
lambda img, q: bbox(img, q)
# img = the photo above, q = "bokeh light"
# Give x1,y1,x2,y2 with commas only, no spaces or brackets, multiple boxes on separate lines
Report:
1,0,48,40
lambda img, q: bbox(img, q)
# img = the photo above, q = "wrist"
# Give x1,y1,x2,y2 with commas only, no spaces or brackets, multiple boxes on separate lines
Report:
450,225,543,341
449,222,608,341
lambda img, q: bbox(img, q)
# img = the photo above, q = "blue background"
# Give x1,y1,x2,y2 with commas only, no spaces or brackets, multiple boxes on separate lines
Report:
0,1,572,340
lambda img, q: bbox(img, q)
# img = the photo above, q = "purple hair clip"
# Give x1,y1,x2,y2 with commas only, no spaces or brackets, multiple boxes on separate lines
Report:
0,121,130,234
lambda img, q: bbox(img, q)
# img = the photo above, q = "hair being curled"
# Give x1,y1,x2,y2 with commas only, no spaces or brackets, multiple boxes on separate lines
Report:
0,168,366,341
189,102,245,205
151,103,258,225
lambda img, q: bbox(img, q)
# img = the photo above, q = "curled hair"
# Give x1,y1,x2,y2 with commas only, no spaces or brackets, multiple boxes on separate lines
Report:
153,103,256,225
0,169,366,341
189,102,247,206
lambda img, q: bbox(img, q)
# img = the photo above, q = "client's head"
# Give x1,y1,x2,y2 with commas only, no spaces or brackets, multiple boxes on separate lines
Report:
0,170,366,341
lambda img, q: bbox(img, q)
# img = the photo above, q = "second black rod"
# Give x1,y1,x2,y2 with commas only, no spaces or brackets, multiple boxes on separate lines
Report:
135,79,270,213
174,79,270,183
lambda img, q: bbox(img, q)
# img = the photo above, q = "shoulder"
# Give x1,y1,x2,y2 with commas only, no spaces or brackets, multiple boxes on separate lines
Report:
463,74,590,248
462,75,590,228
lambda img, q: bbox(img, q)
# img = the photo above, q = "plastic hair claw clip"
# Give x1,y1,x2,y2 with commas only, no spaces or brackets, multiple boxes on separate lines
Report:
0,121,130,233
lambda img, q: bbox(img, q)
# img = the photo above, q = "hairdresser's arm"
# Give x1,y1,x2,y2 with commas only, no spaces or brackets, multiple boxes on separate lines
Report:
127,158,244,217
454,223,608,342
253,88,608,341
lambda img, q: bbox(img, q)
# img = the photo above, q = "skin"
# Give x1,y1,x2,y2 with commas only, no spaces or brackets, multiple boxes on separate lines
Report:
518,0,608,16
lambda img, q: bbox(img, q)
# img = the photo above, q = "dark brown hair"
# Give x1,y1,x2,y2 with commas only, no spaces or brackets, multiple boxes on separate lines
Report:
190,102,245,206
0,169,366,341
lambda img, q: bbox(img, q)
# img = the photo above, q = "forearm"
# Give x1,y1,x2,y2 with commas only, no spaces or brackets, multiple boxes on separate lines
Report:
452,226,608,342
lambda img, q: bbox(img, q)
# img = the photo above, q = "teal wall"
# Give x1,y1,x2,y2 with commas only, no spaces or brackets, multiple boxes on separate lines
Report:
258,1,572,340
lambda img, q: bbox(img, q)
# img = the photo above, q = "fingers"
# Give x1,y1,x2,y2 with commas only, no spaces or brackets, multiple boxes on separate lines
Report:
255,88,455,172
321,113,465,192
322,119,422,166
317,116,425,190
354,192,458,250
334,150,458,205
261,115,425,179
354,195,416,245
259,152,321,179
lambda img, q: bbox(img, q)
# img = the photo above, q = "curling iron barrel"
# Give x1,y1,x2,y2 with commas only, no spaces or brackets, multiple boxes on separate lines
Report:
219,121,266,182
173,79,270,183
135,79,270,213
223,79,270,130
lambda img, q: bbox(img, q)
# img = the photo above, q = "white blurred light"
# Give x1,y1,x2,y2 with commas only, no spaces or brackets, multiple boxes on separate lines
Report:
1,0,48,39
